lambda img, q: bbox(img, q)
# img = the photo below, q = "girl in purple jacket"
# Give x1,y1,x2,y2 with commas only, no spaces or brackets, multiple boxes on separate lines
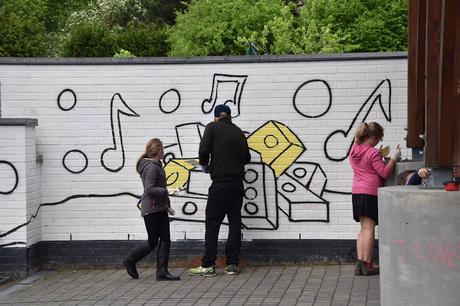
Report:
349,122,400,276
123,138,180,281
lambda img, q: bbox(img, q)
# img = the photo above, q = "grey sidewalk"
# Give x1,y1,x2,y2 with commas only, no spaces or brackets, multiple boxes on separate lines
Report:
0,265,379,306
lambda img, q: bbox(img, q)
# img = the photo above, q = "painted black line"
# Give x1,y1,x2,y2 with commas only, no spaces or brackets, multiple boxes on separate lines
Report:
182,201,198,215
201,73,248,118
0,160,19,195
0,241,26,247
57,89,77,111
163,143,178,164
62,150,88,174
100,93,140,172
0,192,140,240
323,79,392,162
293,79,332,118
159,88,181,114
323,188,352,195
174,122,206,156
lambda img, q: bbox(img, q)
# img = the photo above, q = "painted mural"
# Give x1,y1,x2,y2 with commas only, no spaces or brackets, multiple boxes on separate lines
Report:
0,72,394,247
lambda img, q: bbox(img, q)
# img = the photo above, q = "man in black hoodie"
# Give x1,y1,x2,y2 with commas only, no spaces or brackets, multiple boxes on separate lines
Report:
189,104,251,276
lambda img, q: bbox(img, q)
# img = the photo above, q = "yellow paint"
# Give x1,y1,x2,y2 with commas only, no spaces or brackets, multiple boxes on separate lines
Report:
247,121,305,177
164,159,194,189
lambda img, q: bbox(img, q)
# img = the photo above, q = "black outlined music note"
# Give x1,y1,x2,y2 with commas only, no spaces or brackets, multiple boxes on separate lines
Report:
100,93,140,172
201,73,248,118
324,79,392,162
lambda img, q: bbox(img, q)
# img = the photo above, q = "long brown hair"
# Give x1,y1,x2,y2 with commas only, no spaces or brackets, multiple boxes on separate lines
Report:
354,122,384,144
136,138,163,173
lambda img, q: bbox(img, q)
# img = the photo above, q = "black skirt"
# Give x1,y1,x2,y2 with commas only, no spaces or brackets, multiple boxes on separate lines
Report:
352,194,378,225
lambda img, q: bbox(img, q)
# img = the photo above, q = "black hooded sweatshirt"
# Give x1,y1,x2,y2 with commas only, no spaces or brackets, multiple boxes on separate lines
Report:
199,118,251,182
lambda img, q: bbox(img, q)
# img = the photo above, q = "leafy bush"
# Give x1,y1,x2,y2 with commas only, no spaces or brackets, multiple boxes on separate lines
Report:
63,22,117,57
117,23,169,56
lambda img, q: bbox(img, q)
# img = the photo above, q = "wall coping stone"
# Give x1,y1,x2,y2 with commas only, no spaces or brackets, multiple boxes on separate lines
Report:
0,52,407,66
0,118,38,126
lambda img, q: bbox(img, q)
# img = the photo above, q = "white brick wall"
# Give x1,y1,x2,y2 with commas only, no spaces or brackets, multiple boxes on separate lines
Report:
0,126,27,247
0,55,408,245
25,126,41,246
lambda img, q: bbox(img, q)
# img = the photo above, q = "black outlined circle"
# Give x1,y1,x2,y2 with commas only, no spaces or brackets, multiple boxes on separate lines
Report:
264,135,279,148
159,89,181,114
62,150,88,174
166,172,179,187
282,182,296,193
0,161,19,195
57,89,77,111
293,167,307,179
293,79,332,118
244,187,258,200
244,169,258,184
244,202,259,215
182,201,198,215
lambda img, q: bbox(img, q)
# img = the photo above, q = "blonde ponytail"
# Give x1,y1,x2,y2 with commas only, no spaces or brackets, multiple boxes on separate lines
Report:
354,122,383,144
136,138,163,173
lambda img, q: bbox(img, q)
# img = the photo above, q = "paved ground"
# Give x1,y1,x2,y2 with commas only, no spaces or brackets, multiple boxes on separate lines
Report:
0,265,379,305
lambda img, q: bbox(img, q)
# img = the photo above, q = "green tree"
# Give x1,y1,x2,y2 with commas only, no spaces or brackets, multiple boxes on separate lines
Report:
0,0,47,56
297,0,408,53
167,0,299,56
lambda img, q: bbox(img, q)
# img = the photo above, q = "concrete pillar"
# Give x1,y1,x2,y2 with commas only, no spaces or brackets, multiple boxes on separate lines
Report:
379,186,460,306
0,118,39,276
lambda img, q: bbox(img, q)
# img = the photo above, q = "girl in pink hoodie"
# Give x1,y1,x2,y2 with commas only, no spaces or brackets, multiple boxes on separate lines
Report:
349,122,400,276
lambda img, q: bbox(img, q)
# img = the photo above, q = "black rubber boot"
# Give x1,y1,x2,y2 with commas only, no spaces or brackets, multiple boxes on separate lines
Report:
123,241,152,279
156,240,180,281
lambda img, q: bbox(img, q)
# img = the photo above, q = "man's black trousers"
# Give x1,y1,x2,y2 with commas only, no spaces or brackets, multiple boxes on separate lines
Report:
202,179,244,267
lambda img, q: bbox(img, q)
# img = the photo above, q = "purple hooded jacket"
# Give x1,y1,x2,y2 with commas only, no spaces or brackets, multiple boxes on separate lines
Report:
348,143,393,196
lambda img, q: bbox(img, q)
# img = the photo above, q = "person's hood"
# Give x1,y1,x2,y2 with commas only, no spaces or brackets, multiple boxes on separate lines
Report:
138,158,161,174
350,143,374,162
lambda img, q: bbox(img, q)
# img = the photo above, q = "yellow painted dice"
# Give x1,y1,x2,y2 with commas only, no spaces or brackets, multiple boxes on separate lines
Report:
247,121,305,177
164,159,195,190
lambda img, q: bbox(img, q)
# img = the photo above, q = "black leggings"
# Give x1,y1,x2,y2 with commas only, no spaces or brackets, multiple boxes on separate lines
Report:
143,211,170,250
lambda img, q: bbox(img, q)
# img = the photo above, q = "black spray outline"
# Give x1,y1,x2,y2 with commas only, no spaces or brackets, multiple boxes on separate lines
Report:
0,192,140,244
159,88,181,114
323,79,392,162
57,89,77,111
289,161,328,198
293,79,332,118
174,122,206,156
201,73,248,118
276,161,330,223
100,93,140,172
62,150,88,174
277,171,330,223
0,160,19,195
182,201,198,215
163,143,178,164
240,162,279,230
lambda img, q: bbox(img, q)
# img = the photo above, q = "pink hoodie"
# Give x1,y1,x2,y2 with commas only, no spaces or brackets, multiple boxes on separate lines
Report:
349,143,393,196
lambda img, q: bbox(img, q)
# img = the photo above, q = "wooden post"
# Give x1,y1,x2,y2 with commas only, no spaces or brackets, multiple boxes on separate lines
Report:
410,0,460,167
407,0,425,149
